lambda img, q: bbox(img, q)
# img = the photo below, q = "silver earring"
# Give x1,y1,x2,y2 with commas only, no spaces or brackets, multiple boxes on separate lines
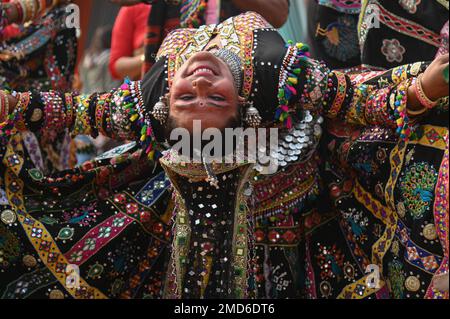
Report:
152,96,169,124
244,101,262,128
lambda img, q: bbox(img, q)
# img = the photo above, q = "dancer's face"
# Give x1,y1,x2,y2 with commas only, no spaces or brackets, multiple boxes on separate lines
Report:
168,51,243,133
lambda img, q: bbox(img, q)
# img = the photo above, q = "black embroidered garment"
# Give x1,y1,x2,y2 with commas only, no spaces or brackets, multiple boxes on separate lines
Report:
359,0,449,68
0,5,78,175
0,13,447,299
321,66,449,299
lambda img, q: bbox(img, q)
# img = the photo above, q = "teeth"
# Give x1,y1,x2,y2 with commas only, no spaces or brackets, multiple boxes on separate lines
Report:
193,68,213,75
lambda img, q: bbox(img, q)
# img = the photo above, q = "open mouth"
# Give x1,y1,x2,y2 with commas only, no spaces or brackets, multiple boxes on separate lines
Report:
192,67,215,76
189,64,218,77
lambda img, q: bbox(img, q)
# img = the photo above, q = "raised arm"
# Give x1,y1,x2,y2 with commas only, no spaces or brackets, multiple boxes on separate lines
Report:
0,0,69,29
321,55,449,138
276,43,448,140
1,79,157,157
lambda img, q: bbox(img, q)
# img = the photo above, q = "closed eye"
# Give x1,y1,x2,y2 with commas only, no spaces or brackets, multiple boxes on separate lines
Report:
178,95,195,101
210,95,226,102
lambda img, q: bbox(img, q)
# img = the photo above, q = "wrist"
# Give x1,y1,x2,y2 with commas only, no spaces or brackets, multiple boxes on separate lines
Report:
415,74,439,109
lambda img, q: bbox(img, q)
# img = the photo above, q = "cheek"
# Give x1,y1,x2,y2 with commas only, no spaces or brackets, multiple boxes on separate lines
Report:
211,77,238,100
171,78,192,97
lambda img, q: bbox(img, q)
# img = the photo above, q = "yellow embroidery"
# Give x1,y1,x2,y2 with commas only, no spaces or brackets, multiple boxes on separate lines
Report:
4,134,107,299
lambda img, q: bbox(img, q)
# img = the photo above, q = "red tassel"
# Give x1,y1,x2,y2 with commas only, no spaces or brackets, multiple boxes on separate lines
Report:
286,116,292,129
287,85,297,95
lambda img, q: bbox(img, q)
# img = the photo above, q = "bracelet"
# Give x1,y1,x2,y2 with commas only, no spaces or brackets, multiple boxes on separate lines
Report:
407,106,428,117
7,93,31,136
0,91,7,122
72,95,91,138
88,93,99,138
41,91,66,142
65,92,75,130
346,84,369,126
14,92,31,132
22,0,29,21
17,0,26,23
104,92,114,138
327,72,347,119
95,93,111,137
414,73,438,109
407,78,428,117
3,91,9,121
366,85,398,126
0,91,29,141
26,0,37,21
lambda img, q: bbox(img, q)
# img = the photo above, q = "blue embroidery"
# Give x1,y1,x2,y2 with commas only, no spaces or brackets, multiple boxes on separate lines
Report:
95,142,137,160
136,171,171,207
396,220,442,273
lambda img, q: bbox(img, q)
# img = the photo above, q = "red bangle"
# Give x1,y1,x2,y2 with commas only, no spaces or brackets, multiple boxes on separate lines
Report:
15,92,31,132
414,73,438,109
0,91,7,122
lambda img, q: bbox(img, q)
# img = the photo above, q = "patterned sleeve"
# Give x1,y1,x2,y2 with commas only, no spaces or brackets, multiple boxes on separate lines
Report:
321,63,428,131
275,43,428,140
5,79,158,158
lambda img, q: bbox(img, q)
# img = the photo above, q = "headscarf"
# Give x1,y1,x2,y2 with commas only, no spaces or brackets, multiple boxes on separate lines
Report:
142,0,241,75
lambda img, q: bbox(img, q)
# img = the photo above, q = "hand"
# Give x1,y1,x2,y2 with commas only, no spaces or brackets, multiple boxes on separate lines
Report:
421,54,449,101
109,0,143,6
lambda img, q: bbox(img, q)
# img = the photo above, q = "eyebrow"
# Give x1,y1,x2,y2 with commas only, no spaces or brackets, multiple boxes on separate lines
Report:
174,101,227,108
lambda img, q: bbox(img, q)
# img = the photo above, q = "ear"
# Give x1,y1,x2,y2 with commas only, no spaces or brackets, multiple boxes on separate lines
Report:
164,93,171,108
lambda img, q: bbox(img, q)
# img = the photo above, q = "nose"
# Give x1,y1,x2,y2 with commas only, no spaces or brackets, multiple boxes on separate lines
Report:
192,78,213,107
192,77,213,95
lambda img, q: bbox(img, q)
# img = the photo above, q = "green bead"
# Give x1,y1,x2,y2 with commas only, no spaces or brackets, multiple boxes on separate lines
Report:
28,168,44,181
57,227,75,240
